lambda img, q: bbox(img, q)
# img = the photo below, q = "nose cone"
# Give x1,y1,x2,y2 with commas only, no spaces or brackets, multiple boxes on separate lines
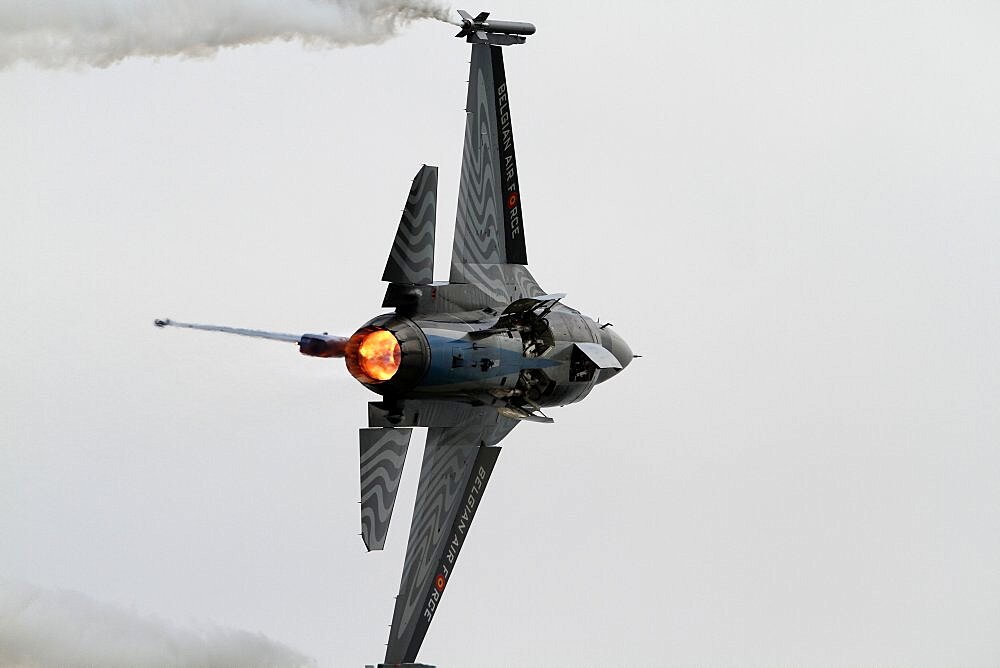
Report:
596,326,633,383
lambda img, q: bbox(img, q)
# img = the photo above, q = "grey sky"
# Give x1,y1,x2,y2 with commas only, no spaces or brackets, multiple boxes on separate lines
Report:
2,1,1000,666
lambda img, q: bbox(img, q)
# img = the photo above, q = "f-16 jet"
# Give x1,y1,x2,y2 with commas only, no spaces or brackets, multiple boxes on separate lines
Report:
156,12,634,667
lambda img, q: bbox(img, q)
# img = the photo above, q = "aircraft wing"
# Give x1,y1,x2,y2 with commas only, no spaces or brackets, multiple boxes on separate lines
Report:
449,43,544,304
383,411,516,664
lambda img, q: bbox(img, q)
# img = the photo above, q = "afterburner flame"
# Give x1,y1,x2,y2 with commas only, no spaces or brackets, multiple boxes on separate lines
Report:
358,329,401,381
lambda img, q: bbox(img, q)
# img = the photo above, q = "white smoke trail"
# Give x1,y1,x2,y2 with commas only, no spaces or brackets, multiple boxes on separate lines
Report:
0,0,458,69
0,579,316,667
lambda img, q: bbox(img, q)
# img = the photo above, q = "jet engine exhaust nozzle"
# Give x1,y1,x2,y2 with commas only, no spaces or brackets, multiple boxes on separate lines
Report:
344,314,430,393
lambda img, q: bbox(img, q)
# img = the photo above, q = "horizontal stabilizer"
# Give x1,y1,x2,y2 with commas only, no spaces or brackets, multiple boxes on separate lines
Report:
360,427,412,552
383,165,437,285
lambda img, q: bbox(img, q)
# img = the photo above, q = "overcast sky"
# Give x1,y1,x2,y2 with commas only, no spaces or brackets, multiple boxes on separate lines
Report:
2,1,1000,666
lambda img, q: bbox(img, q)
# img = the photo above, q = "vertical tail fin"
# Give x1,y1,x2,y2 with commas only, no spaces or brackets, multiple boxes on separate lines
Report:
383,165,438,285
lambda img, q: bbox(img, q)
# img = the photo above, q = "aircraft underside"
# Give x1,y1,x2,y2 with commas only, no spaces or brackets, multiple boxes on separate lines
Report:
157,11,633,666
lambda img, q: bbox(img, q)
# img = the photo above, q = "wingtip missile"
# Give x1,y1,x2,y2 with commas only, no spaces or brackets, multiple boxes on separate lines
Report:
455,9,535,43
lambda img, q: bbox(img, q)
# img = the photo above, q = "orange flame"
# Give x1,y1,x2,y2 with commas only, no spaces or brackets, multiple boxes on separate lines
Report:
357,329,401,381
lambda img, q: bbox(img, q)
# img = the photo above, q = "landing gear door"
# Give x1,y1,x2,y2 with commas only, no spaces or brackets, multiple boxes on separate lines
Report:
570,342,621,382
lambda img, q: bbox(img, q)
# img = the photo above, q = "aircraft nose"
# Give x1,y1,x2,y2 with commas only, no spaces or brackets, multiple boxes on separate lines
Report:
596,326,633,383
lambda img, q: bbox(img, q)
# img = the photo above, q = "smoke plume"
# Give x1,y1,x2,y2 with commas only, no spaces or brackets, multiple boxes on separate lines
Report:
0,0,457,69
0,579,315,668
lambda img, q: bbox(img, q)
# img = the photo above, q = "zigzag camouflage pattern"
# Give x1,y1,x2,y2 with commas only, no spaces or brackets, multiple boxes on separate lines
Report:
450,44,533,301
383,165,437,285
359,427,412,552
385,411,516,664
154,22,637,668
449,263,546,306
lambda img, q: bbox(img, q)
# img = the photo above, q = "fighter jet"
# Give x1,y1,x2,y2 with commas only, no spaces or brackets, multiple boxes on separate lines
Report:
156,12,633,667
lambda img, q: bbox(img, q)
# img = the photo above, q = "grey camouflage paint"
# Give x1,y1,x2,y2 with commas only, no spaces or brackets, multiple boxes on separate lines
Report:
153,28,634,668
384,411,514,664
449,44,539,304
380,42,564,665
383,165,437,285
359,427,411,552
